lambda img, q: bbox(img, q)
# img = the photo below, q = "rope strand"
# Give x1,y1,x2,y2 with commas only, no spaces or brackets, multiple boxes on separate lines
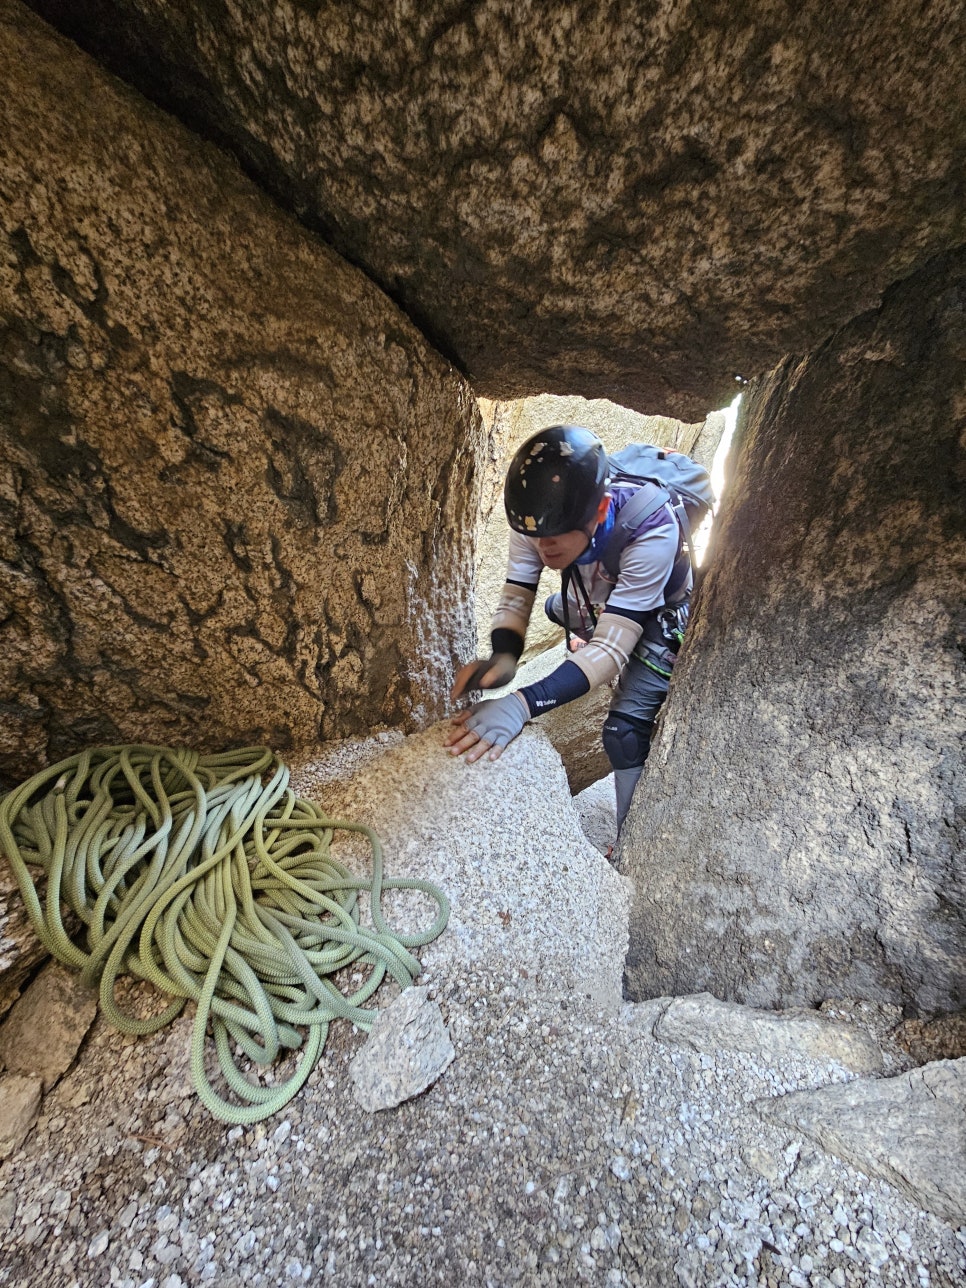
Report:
0,745,449,1124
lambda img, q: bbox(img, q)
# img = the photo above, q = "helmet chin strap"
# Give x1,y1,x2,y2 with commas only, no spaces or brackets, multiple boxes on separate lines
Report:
578,506,605,555
581,492,610,554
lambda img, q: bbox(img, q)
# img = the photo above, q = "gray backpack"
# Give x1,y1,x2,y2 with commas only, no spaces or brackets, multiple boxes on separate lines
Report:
602,444,716,581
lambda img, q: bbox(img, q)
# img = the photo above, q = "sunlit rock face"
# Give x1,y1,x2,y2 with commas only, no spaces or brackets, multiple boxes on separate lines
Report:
622,249,966,1016
0,6,483,787
23,0,966,417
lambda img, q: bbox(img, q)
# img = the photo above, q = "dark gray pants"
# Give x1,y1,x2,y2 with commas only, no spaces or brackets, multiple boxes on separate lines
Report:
605,654,670,829
544,592,674,828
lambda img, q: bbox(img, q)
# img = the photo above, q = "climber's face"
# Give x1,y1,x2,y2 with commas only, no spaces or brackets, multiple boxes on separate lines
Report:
534,493,610,568
535,528,592,569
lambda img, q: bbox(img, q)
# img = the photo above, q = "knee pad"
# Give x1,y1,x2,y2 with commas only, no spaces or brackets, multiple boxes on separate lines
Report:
602,712,653,772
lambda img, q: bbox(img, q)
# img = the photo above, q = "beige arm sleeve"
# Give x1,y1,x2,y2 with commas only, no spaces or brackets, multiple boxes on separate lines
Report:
569,611,644,689
490,582,536,640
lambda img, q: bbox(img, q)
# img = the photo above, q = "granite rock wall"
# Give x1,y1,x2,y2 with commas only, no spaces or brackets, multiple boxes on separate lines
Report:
2,0,963,1027
621,251,966,1016
22,0,966,417
0,4,483,790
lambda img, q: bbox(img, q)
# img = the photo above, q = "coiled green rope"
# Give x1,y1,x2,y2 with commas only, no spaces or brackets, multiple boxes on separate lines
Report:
0,744,449,1124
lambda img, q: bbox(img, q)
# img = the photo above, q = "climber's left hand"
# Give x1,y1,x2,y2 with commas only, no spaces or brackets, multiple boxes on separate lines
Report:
444,691,530,762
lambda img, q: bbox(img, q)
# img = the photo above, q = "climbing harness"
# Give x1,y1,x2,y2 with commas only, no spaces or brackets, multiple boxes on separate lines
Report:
559,560,689,675
656,603,689,650
630,637,677,679
0,744,449,1124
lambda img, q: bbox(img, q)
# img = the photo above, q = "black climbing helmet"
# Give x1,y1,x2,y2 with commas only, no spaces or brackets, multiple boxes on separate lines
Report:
504,425,610,537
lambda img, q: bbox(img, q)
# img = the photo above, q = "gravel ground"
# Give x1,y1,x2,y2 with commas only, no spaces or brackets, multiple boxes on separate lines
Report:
0,728,963,1287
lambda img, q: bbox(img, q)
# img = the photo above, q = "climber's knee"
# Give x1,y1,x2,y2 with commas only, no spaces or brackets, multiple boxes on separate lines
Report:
544,592,565,626
602,711,653,772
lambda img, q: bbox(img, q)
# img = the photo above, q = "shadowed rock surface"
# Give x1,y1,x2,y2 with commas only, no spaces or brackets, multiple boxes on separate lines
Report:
621,249,966,1016
22,0,966,415
0,2,482,789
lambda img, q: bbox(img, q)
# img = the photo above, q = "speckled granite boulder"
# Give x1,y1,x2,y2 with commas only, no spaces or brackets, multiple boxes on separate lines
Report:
24,0,966,415
622,250,966,1016
290,724,631,1009
0,3,483,789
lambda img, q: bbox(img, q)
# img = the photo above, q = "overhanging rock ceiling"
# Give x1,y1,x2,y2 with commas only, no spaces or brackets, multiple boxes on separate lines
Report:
25,0,966,417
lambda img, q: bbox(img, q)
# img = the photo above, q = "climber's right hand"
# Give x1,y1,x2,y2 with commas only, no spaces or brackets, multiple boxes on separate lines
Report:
450,653,518,702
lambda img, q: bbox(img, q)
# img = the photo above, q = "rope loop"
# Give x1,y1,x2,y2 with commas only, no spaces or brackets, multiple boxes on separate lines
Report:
0,745,449,1123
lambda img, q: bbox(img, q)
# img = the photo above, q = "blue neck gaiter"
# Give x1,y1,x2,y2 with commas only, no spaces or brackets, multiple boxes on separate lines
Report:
576,499,615,565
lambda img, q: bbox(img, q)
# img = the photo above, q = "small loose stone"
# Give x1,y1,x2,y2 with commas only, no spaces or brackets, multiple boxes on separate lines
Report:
88,1231,110,1257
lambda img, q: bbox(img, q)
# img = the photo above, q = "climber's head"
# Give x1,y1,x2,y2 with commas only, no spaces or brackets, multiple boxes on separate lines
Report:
503,425,610,567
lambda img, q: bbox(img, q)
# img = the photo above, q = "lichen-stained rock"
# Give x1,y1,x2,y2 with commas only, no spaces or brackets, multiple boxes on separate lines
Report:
621,249,966,1016
22,0,966,417
895,1010,966,1064
0,3,484,788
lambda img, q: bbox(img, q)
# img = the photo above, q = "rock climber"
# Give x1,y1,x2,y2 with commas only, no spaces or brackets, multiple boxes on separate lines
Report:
445,424,692,832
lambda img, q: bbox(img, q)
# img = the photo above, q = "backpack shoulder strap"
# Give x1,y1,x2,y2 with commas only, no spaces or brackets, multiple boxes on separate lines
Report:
601,480,671,581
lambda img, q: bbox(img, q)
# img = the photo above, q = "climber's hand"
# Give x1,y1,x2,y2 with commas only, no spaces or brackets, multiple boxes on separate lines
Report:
450,652,518,702
444,692,529,762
